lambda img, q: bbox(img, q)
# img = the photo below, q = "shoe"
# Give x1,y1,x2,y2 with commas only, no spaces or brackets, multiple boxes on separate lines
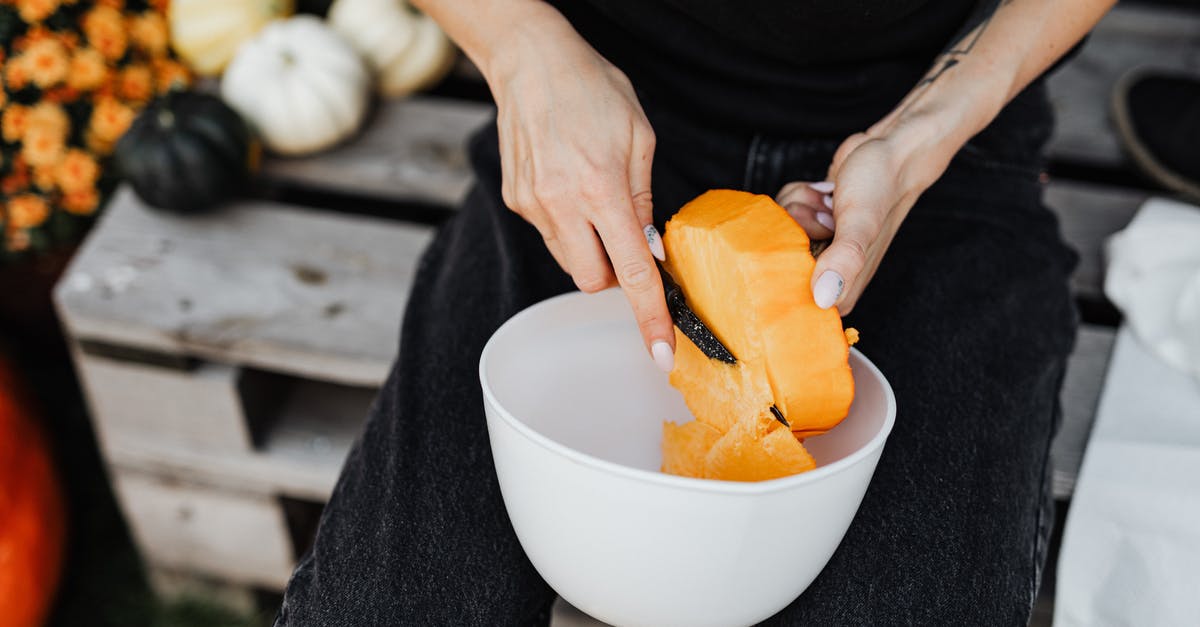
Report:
1111,69,1200,202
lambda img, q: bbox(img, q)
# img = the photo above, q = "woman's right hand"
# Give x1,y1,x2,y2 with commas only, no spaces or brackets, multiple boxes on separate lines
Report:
455,1,676,370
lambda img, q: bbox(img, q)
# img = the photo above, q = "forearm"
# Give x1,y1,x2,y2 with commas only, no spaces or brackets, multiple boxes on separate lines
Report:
875,0,1116,184
410,0,580,88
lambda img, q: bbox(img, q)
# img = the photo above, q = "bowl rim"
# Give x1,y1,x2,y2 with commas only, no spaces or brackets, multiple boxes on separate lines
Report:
479,290,897,496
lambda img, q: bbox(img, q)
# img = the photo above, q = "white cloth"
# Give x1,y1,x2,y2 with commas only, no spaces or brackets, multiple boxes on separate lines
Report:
1104,197,1200,382
1053,328,1200,627
1054,197,1200,627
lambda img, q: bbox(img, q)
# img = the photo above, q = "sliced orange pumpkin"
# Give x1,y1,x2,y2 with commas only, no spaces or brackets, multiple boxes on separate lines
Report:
660,189,855,481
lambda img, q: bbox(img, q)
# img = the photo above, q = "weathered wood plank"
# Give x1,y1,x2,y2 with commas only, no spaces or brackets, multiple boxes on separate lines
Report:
1045,4,1200,169
73,350,254,452
105,377,374,502
1044,180,1146,301
261,96,494,207
1052,324,1117,500
54,186,434,387
113,471,294,589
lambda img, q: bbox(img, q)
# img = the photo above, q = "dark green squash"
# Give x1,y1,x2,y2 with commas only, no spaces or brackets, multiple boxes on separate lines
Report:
115,90,259,213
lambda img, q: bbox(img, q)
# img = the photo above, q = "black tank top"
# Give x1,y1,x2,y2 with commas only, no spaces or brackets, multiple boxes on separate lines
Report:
548,1,984,137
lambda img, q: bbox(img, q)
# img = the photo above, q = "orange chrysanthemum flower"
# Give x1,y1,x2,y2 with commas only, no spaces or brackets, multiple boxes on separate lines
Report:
32,164,57,190
62,188,100,215
117,64,153,103
2,105,31,143
97,0,125,9
27,102,70,139
7,230,32,252
152,57,191,93
5,59,30,90
88,96,134,150
128,11,168,56
6,194,52,230
55,148,101,193
24,37,71,87
82,6,128,61
21,125,66,168
67,47,110,91
16,0,61,23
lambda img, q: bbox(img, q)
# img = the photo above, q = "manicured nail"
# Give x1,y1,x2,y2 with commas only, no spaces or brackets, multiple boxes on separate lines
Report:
815,211,835,231
644,224,666,261
652,341,674,372
822,195,834,210
809,181,836,194
813,270,843,309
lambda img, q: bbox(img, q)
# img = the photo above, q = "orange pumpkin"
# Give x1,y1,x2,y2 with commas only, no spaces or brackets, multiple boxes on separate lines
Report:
0,354,66,627
661,190,856,481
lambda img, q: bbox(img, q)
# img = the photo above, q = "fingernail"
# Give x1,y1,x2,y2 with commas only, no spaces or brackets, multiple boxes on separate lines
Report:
809,181,836,194
822,195,834,210
644,224,666,261
813,270,844,309
815,211,835,230
652,341,674,372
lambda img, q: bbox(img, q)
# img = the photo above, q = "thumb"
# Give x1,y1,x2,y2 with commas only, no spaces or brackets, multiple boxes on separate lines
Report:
810,198,879,315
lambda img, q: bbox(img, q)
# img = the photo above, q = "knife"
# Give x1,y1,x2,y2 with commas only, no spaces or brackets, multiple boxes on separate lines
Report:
656,262,790,428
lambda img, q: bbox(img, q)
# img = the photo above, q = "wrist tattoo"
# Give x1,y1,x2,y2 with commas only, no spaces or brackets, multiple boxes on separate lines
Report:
915,0,1013,90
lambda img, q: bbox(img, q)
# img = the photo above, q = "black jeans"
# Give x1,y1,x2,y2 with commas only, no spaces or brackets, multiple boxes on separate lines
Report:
275,84,1078,626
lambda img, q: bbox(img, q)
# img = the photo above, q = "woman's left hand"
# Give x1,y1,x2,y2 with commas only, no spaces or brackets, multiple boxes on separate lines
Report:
776,119,951,315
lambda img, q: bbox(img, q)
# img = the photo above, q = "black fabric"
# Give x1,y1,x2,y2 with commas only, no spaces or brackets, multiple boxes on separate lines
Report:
1125,73,1200,182
548,0,984,136
275,83,1079,625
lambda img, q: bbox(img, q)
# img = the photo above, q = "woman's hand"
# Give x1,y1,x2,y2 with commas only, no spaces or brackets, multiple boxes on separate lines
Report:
776,116,953,315
415,0,674,369
776,0,1114,315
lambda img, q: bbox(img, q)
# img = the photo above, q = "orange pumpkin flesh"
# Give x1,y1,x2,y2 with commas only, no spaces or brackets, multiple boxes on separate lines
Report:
661,190,855,481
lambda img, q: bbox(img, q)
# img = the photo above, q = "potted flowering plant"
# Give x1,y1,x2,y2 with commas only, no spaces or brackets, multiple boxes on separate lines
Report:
1,0,190,261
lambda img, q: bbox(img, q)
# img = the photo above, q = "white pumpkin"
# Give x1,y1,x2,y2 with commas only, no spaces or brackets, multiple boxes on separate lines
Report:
328,0,457,98
221,16,370,156
170,0,294,76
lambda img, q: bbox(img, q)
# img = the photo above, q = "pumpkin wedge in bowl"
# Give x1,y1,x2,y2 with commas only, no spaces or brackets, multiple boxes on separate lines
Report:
660,190,857,481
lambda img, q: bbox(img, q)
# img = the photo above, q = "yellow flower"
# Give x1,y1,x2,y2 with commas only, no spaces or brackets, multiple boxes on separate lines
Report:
23,37,70,88
27,102,69,140
67,47,110,91
88,96,134,151
117,64,153,103
55,148,101,193
152,58,191,94
128,12,168,57
21,125,66,168
83,6,128,61
6,194,51,229
2,105,30,143
17,0,61,23
62,188,100,215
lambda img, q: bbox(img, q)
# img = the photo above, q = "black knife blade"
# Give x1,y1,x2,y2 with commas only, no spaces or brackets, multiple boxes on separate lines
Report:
657,263,736,364
656,262,790,429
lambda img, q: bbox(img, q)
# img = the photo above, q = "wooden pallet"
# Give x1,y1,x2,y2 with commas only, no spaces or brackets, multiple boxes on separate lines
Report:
51,2,1197,618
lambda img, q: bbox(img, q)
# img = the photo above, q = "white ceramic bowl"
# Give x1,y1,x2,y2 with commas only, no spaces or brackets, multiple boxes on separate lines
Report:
480,289,896,627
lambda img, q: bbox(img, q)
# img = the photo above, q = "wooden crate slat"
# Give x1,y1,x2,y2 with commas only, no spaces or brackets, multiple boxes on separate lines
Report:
1052,324,1117,499
1045,4,1200,169
1045,180,1146,301
74,350,254,452
261,96,493,207
113,471,294,590
54,187,434,387
106,378,375,502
